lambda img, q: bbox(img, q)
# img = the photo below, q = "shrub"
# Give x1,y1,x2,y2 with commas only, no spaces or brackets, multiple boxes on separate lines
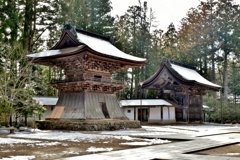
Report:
225,120,231,124
232,120,237,124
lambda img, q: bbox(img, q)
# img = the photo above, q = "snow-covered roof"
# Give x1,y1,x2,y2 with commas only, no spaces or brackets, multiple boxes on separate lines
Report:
28,46,84,58
27,26,146,63
202,105,209,109
33,97,58,106
120,99,172,107
171,63,221,88
76,32,146,62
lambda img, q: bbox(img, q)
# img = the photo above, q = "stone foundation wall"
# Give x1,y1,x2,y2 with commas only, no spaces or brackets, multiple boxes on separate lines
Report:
36,120,141,131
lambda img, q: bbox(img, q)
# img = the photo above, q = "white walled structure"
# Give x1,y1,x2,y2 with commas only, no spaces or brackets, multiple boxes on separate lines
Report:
169,107,175,121
123,108,135,120
149,107,161,122
120,99,176,123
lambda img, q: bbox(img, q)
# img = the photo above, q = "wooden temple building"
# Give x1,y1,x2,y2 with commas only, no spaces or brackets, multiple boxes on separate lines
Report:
140,59,221,122
27,24,146,130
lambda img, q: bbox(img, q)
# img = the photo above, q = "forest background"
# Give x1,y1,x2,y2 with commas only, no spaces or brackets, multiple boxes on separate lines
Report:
1,0,240,124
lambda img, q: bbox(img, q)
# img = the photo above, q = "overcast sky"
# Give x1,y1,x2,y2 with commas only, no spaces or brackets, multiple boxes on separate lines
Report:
111,0,240,32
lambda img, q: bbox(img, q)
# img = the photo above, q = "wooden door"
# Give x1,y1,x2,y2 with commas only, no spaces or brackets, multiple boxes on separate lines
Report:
100,102,110,118
138,108,148,121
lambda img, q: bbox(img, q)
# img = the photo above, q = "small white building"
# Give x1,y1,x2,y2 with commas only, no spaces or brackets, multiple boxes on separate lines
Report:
120,99,176,123
32,97,58,120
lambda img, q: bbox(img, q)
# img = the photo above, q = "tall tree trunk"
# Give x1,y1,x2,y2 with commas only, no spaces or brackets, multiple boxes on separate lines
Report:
23,0,34,53
223,52,228,102
130,70,134,99
211,51,216,83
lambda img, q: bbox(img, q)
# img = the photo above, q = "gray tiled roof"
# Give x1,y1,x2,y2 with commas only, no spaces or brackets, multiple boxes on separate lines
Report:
33,97,58,106
120,99,172,107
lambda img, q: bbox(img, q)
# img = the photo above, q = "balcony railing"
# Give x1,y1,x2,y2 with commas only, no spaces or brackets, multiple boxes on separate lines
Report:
50,77,124,85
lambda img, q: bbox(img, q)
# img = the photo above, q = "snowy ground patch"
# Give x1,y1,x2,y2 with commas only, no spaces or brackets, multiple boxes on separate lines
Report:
35,142,61,146
1,156,35,160
164,124,237,132
0,138,40,144
101,128,174,136
86,146,113,153
8,130,112,142
8,130,154,143
120,138,170,146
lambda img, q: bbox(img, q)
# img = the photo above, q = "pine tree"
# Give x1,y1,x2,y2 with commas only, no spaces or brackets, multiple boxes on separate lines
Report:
215,0,240,100
0,0,20,44
161,23,178,60
114,1,155,99
59,0,115,36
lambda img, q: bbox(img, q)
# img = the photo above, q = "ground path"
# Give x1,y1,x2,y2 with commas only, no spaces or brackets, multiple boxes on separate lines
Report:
62,124,240,160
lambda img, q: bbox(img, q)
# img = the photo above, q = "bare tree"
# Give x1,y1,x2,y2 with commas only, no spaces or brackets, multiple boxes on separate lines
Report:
0,43,43,126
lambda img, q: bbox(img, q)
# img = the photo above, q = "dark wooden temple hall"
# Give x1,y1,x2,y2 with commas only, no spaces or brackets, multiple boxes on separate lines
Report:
27,24,146,130
141,59,221,122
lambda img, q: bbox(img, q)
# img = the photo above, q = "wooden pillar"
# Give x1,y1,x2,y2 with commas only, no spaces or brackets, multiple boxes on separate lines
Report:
168,107,170,121
200,91,203,122
181,85,189,122
160,106,163,122
187,94,190,122
134,107,136,120
84,89,86,120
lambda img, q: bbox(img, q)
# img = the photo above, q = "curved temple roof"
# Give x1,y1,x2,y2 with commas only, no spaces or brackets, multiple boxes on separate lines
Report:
170,63,221,89
142,59,221,91
76,32,145,62
28,46,84,58
27,25,146,64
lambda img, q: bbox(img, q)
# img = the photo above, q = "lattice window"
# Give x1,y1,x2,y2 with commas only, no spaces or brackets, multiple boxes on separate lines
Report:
92,85,99,91
103,86,110,92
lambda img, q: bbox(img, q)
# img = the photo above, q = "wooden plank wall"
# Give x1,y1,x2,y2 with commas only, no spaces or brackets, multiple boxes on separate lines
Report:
85,92,127,119
46,106,65,119
55,92,128,119
85,92,105,119
56,92,85,119
104,94,127,119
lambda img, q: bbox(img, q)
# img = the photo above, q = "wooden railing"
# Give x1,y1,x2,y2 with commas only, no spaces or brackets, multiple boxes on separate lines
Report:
50,77,124,85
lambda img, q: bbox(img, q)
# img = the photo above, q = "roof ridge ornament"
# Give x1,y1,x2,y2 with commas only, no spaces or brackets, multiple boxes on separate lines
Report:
166,59,196,70
62,24,78,38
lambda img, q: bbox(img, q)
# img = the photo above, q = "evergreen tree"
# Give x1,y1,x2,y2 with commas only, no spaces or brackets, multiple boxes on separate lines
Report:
161,23,179,60
228,61,240,104
215,0,240,99
114,1,156,99
0,0,20,44
178,0,240,101
59,0,115,36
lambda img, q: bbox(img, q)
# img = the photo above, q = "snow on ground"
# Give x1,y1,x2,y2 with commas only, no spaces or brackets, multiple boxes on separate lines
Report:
100,128,175,136
35,142,61,146
165,124,239,137
100,124,238,137
1,156,35,160
8,130,112,142
0,138,40,144
120,138,170,146
164,124,237,132
143,124,239,136
86,146,113,153
2,124,239,149
8,130,143,142
7,130,171,146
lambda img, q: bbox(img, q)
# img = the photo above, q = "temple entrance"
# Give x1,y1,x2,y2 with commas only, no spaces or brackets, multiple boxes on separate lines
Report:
100,102,110,118
138,108,148,122
189,95,202,122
